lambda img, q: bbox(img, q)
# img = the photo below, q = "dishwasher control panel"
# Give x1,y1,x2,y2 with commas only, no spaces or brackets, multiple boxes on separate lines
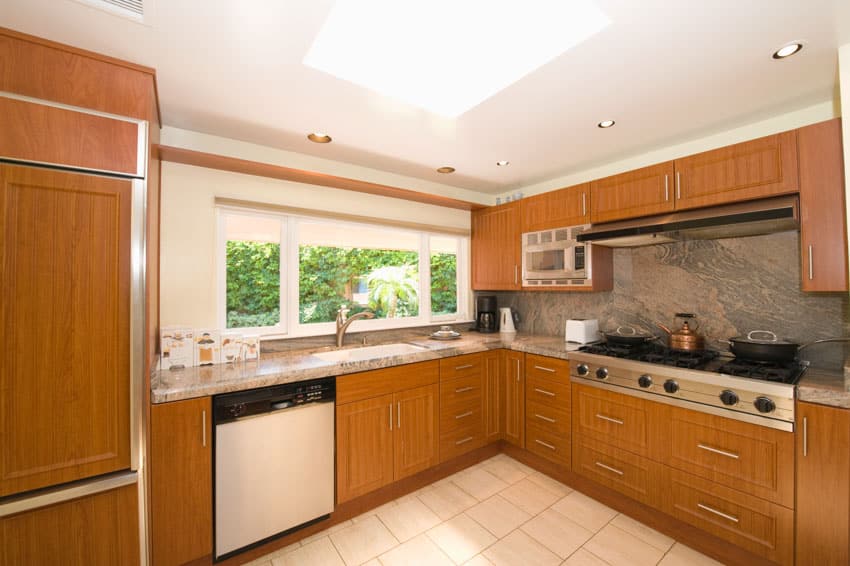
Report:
213,377,335,424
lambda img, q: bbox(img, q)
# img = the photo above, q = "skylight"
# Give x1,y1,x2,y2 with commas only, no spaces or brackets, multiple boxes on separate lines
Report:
303,0,610,117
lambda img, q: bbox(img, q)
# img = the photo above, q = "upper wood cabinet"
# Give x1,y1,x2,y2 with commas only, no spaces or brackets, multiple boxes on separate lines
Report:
589,162,675,223
0,164,132,497
150,397,213,566
798,118,848,292
472,202,521,290
675,130,798,210
520,183,590,232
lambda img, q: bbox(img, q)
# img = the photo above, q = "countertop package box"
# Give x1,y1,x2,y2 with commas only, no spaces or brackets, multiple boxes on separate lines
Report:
160,327,195,370
241,335,260,361
195,329,222,366
221,333,243,363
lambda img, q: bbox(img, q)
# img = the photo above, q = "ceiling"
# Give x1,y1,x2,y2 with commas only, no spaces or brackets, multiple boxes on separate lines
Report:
2,0,849,196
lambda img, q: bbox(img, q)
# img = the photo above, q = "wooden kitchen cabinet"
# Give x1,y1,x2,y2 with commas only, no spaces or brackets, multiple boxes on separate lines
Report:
0,164,132,497
525,355,571,467
674,130,798,210
795,401,850,566
589,161,675,223
520,183,590,232
471,202,521,290
0,484,140,566
394,384,440,480
798,118,848,292
502,351,525,448
572,383,658,458
337,394,395,503
440,354,486,461
483,350,502,443
150,397,213,566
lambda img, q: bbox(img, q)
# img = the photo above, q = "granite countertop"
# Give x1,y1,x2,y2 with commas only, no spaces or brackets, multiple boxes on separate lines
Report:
151,332,850,408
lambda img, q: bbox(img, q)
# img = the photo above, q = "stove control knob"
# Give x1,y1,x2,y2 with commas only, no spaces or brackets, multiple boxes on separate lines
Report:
663,380,679,394
595,367,609,380
638,375,653,388
754,396,776,414
576,364,589,376
719,389,739,406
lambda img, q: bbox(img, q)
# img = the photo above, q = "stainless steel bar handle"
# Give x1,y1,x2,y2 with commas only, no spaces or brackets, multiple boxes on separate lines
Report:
534,387,556,397
664,175,669,201
534,365,556,373
676,171,681,200
515,358,521,382
697,444,739,460
397,402,401,429
535,413,556,423
202,410,207,448
534,439,556,451
803,416,808,457
808,245,814,280
595,413,624,425
389,404,393,431
582,192,587,216
514,265,518,285
697,503,739,523
455,386,475,393
455,436,474,446
455,411,474,420
595,461,624,476
455,364,474,370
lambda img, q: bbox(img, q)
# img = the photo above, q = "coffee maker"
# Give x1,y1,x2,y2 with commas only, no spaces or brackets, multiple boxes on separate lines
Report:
476,295,498,333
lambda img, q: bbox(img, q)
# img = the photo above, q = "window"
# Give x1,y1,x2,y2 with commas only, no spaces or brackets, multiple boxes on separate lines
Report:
218,208,468,336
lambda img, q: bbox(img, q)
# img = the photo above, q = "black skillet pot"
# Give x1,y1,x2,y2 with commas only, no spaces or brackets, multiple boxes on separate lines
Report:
727,331,799,363
603,326,658,346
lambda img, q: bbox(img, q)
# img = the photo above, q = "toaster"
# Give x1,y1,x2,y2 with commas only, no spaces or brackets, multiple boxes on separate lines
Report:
565,319,599,344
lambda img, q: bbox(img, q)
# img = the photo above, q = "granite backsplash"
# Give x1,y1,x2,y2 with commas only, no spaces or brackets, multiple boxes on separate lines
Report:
482,231,849,368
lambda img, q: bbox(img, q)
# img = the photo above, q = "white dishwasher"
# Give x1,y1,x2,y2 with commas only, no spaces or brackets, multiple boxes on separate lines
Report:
213,377,335,560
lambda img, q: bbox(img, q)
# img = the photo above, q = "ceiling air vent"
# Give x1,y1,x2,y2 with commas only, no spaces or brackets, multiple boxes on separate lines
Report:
74,0,144,22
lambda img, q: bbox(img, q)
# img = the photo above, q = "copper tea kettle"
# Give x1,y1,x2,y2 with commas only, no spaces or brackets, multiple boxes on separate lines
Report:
657,313,705,351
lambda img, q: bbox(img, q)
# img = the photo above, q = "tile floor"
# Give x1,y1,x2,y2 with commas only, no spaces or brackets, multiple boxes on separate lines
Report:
243,454,724,566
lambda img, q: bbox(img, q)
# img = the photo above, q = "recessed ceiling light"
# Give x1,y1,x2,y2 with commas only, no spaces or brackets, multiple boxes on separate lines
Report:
307,132,332,143
437,166,456,174
303,0,610,117
597,120,615,128
496,160,510,167
772,42,803,59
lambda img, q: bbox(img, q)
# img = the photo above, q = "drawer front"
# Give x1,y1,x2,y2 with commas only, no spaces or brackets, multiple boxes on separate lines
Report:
526,421,570,467
665,469,794,566
527,374,570,410
440,374,483,408
669,408,794,507
573,384,649,456
439,353,483,382
573,440,659,506
440,423,485,462
526,354,569,383
440,403,484,434
526,399,570,436
337,360,439,404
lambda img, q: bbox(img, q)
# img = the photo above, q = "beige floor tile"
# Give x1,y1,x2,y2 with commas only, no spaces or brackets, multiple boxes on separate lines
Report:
378,533,454,566
352,499,397,523
465,495,532,538
426,513,497,564
328,515,398,565
377,496,441,542
499,477,562,515
451,467,510,501
482,529,561,566
271,537,344,566
244,560,272,566
297,519,353,546
551,491,617,532
463,554,495,565
360,561,381,566
417,480,479,520
583,523,665,566
611,514,674,552
562,548,611,566
526,471,574,498
658,542,724,566
480,457,531,484
520,508,594,559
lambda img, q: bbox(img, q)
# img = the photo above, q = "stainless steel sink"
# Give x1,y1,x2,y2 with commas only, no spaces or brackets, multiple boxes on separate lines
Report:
311,343,428,363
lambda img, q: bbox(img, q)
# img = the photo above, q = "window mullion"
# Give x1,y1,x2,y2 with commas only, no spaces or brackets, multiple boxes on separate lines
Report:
420,235,431,322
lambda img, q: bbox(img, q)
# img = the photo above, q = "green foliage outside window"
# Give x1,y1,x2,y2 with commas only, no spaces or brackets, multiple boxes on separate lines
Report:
431,253,457,316
226,241,281,328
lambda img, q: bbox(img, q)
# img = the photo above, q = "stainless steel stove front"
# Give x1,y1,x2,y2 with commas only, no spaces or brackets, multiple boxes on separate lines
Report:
569,352,795,432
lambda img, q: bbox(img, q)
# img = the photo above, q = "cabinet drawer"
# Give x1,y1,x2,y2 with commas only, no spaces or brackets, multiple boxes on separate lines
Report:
526,400,570,436
337,361,439,404
440,374,483,408
439,353,483,381
440,423,485,462
526,354,569,383
526,421,570,467
527,374,570,409
573,440,660,506
665,469,793,566
668,407,794,507
573,384,650,456
440,403,484,434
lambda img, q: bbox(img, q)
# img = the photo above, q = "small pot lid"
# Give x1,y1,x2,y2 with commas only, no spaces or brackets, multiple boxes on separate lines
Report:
730,330,797,345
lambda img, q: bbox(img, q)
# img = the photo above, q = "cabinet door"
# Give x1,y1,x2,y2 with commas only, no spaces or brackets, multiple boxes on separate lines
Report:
0,164,131,496
0,484,139,566
471,202,520,290
798,118,848,292
483,351,502,442
521,183,589,232
336,394,394,503
589,162,675,223
394,385,439,480
796,402,850,565
502,351,525,447
150,397,212,566
674,130,798,210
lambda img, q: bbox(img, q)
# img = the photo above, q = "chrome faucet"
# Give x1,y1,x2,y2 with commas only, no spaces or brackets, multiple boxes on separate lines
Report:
336,306,375,347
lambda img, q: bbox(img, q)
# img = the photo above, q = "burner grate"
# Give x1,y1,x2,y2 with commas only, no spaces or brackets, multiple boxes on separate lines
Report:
580,342,719,369
718,359,806,384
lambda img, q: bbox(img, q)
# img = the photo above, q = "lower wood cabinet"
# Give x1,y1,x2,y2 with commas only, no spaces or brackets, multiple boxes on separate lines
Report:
502,350,525,448
573,440,663,507
483,351,502,443
440,353,486,461
525,354,570,466
796,401,850,566
150,396,213,566
0,484,139,566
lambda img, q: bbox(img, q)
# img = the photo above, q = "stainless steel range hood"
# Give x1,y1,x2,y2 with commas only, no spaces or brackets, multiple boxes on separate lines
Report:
576,195,799,248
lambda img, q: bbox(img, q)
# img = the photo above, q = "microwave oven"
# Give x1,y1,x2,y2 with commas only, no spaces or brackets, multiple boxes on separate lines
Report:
522,225,592,287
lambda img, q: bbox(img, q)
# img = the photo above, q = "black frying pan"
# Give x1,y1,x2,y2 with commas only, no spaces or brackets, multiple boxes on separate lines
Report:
728,331,850,363
603,326,658,346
